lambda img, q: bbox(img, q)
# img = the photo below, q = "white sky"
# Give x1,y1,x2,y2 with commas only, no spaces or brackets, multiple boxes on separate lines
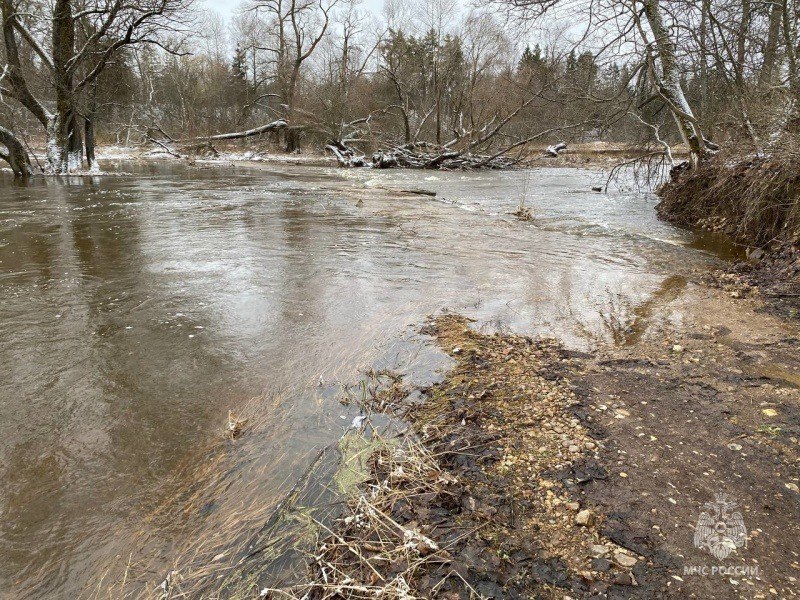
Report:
201,0,388,20
201,0,242,16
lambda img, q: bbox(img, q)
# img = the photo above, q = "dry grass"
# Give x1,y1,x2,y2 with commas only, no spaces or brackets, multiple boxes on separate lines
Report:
658,142,800,247
262,433,467,600
82,394,339,600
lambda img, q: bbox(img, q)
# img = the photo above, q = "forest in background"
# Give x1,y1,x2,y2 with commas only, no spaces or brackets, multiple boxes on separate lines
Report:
1,0,799,177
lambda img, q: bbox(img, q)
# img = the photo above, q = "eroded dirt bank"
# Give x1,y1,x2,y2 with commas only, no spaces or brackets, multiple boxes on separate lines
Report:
262,280,799,599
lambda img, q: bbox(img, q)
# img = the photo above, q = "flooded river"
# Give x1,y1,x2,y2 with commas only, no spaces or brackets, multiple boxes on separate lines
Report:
0,162,733,598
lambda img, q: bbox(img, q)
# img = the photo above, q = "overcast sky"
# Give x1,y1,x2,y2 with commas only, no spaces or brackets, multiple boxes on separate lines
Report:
201,0,242,16
201,0,387,20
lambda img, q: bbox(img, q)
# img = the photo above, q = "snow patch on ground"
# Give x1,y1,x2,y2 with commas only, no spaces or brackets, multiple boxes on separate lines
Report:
198,151,336,165
96,146,140,160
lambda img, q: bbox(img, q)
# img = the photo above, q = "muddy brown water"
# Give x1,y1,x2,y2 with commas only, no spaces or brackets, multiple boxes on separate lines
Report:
0,162,738,598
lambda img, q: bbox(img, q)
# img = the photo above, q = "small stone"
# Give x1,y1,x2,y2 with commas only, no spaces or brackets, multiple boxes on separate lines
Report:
748,248,765,261
575,509,595,526
614,572,637,586
565,502,580,511
619,472,628,478
786,483,799,493
452,347,463,355
569,445,580,453
614,551,637,568
762,408,778,417
727,443,743,451
590,544,609,557
585,441,596,450
591,558,612,572
672,344,684,353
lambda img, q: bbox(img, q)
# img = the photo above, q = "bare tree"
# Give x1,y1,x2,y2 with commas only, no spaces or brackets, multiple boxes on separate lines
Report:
249,0,339,150
1,0,191,174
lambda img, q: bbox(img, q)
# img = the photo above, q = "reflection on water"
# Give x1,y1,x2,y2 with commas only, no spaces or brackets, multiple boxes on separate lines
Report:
0,162,731,597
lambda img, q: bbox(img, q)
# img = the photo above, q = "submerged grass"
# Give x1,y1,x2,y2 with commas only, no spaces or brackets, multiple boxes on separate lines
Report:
91,315,640,598
263,314,640,599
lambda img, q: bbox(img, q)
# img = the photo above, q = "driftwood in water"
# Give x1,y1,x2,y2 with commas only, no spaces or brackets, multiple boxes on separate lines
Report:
326,141,365,167
372,144,518,170
149,120,291,158
372,151,398,169
546,142,567,157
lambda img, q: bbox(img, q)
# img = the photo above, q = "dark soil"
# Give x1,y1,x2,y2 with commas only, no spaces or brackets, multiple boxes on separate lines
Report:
701,245,800,321
311,294,800,599
572,317,800,599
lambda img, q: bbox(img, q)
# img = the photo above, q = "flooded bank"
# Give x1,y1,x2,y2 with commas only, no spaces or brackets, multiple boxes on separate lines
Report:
0,162,733,597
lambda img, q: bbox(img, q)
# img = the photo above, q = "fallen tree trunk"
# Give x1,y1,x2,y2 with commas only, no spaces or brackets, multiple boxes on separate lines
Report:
178,120,288,143
325,141,365,167
370,145,517,170
546,142,567,157
372,151,398,169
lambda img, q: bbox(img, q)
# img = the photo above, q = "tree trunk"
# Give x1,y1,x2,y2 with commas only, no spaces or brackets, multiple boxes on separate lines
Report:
782,0,799,99
85,115,96,170
699,0,709,127
0,125,34,178
641,0,708,167
285,128,300,152
85,82,98,170
734,0,751,89
49,0,82,173
771,0,800,139
760,0,783,87
282,58,302,153
47,111,84,173
1,0,50,130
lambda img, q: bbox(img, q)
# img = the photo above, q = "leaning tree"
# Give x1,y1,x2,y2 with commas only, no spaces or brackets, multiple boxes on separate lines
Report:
0,0,190,175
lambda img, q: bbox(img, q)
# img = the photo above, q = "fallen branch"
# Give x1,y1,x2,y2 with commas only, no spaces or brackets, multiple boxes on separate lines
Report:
546,142,567,157
178,119,288,143
325,142,366,168
145,134,183,159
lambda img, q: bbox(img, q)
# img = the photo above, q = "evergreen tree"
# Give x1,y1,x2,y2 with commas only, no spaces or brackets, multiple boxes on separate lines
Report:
230,44,250,124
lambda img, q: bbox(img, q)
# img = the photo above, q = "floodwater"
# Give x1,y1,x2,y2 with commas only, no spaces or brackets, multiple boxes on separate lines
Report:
0,162,734,598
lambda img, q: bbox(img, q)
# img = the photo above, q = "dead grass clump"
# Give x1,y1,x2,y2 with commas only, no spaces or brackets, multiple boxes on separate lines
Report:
511,204,534,221
657,144,800,247
347,369,406,414
227,410,248,439
263,434,467,599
